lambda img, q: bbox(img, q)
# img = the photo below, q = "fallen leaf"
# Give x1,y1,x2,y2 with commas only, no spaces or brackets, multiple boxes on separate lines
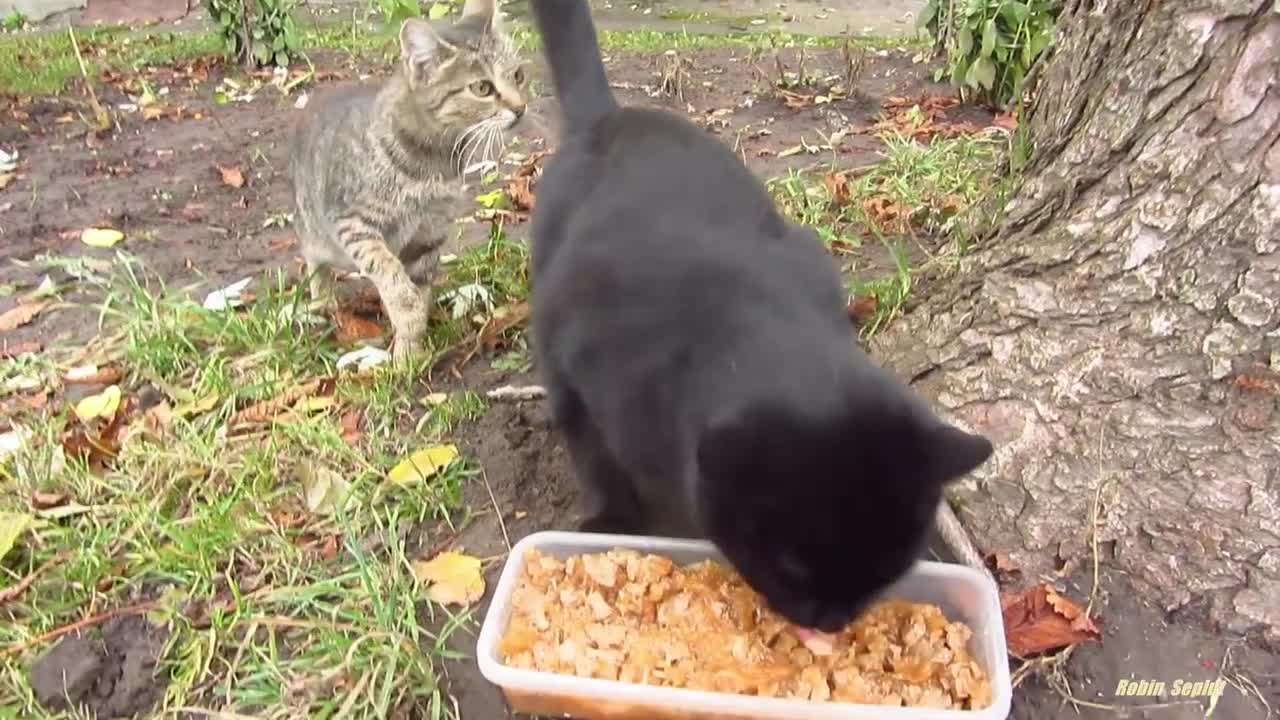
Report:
173,393,220,418
338,409,363,446
862,195,910,230
81,227,125,248
423,392,448,406
846,295,878,325
0,340,42,359
0,512,34,562
333,310,384,344
412,551,485,606
301,465,353,516
507,175,536,212
1001,584,1101,657
992,112,1018,131
1,428,30,461
64,364,123,385
64,395,132,470
218,165,246,188
0,300,50,332
230,377,333,427
824,172,851,206
388,444,460,485
30,490,69,510
336,346,391,372
985,551,1022,583
0,173,12,190
296,396,336,413
203,277,253,311
74,385,123,422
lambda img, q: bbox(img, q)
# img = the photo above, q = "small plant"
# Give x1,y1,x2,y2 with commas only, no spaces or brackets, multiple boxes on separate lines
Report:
204,0,303,68
2,9,27,30
920,0,1060,108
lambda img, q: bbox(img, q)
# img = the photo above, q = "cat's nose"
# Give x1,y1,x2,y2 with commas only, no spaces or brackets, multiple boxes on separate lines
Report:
512,104,526,119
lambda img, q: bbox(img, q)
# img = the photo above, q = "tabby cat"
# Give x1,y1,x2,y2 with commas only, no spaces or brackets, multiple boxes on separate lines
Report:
527,0,994,633
289,0,527,361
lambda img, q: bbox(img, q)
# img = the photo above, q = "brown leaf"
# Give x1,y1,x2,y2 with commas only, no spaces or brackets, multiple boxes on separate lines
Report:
992,112,1018,131
229,377,335,427
217,165,245,189
846,295,877,326
507,175,536,212
30,490,69,510
333,310,384,344
62,396,133,472
777,88,814,110
824,172,851,207
268,234,298,251
0,300,51,332
478,302,530,353
64,366,123,386
1001,584,1101,657
338,409,363,447
862,195,909,230
1233,374,1274,393
0,340,42,359
985,552,1022,583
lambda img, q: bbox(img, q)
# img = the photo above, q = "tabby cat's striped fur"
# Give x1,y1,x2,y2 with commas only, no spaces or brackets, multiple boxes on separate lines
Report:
289,0,526,361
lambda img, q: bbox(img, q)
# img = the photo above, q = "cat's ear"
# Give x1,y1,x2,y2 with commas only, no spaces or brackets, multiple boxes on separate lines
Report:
922,423,993,483
398,18,454,81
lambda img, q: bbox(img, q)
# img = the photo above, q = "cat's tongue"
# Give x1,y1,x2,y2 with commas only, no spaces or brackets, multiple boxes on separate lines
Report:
793,627,836,656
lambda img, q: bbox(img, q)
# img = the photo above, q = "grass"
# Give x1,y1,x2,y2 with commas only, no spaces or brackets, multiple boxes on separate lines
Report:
0,12,923,96
767,130,1006,334
0,225,529,718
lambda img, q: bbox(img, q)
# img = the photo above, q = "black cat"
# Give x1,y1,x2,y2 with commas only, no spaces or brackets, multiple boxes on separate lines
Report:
526,0,994,632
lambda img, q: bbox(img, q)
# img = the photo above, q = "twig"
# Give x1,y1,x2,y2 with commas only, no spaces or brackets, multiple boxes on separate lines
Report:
485,384,547,401
933,500,992,579
66,27,108,132
480,468,511,552
171,708,266,719
0,550,71,607
1,599,160,658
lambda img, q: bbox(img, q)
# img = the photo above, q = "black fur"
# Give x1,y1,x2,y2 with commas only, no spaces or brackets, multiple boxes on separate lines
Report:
527,0,994,632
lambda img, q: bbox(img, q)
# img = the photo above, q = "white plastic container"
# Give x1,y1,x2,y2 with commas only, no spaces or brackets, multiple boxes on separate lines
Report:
477,531,1013,720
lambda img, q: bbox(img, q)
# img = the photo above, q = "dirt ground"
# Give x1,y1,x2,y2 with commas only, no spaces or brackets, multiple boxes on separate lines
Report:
3,35,1277,720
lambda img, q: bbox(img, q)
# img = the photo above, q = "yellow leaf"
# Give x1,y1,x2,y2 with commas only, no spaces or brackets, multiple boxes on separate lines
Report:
74,385,122,422
423,392,448,406
412,551,485,607
173,393,220,418
301,465,352,516
387,444,459,485
81,228,125,248
0,512,33,562
296,396,336,413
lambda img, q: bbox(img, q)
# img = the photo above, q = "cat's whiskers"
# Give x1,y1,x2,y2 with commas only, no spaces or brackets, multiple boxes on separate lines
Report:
452,121,489,175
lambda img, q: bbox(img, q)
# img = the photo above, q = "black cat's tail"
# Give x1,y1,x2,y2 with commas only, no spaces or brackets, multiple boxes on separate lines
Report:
530,0,618,134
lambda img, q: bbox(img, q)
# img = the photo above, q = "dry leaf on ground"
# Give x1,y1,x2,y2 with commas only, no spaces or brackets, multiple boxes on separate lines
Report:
74,385,123,422
229,377,335,427
0,340,42,359
1001,584,1101,657
413,551,485,607
846,295,878,326
333,310,384,344
30,490,69,510
64,395,132,470
862,195,910,230
0,512,34,562
65,364,124,385
81,228,125,248
218,165,246,188
507,175,536,212
300,465,353,516
824,172,851,207
388,444,459,485
991,112,1018,131
0,300,50,332
338,409,363,446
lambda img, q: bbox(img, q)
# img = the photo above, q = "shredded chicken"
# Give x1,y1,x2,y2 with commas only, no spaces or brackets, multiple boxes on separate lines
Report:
498,549,993,710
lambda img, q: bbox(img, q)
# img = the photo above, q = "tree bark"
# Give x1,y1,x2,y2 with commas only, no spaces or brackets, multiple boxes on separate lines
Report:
874,0,1280,648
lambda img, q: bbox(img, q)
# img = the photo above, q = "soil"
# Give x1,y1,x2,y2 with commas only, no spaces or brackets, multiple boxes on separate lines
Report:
27,616,169,718
6,34,1277,720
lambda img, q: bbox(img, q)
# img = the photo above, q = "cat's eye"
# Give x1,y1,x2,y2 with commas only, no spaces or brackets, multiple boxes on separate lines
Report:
471,80,495,97
513,67,525,85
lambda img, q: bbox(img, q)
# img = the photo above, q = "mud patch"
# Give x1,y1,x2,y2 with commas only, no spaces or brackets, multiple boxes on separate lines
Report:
29,615,168,719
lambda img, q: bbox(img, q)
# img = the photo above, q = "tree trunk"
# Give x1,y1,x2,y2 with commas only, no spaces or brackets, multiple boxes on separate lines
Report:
874,0,1280,648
